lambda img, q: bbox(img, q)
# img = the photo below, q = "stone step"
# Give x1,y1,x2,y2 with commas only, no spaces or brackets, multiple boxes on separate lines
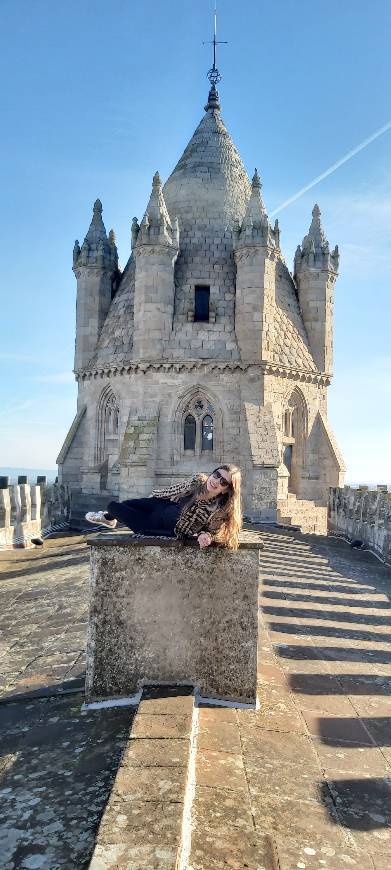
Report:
277,498,328,536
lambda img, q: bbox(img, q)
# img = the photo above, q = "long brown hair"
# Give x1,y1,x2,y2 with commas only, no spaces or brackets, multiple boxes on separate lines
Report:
209,464,242,551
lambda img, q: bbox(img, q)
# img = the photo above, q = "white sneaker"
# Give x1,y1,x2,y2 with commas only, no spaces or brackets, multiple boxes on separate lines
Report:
85,511,117,529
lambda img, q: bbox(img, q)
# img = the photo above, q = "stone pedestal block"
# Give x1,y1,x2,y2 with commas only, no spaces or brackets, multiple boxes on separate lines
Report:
86,533,261,704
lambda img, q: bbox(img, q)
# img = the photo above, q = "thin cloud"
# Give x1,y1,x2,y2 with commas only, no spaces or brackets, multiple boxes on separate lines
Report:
271,119,391,216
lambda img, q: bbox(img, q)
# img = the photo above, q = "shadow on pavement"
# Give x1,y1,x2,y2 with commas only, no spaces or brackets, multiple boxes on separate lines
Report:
0,690,134,868
319,778,391,831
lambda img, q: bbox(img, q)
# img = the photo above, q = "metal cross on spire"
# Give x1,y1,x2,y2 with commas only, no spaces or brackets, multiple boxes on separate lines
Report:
203,2,227,86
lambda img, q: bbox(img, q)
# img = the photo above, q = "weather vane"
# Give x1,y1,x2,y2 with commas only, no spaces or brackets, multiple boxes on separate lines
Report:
203,2,227,86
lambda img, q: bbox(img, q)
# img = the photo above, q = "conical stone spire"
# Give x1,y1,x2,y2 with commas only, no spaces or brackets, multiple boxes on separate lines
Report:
136,172,178,249
243,169,268,227
295,204,339,273
302,204,327,257
233,169,278,250
73,199,118,270
85,199,107,245
161,105,251,325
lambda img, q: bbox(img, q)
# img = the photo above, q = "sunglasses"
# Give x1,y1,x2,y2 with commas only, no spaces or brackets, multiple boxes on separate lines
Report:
212,470,231,488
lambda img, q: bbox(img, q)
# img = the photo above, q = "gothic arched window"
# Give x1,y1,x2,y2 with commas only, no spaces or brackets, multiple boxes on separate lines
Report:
96,387,120,464
184,414,196,451
181,395,216,457
202,415,213,451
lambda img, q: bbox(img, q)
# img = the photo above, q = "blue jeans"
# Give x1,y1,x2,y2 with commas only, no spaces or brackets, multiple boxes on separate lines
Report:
105,497,182,536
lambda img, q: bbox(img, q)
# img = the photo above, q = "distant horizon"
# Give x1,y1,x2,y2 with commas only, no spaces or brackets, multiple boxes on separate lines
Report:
0,466,389,491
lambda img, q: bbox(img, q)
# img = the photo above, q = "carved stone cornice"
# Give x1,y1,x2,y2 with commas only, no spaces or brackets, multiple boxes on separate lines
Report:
75,359,331,386
234,245,277,264
135,243,179,257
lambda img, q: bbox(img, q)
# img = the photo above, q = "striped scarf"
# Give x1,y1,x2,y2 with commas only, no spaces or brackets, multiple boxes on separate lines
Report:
151,473,229,540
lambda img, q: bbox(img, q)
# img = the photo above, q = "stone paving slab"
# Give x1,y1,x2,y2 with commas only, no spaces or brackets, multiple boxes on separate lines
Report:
89,686,195,870
1,527,391,868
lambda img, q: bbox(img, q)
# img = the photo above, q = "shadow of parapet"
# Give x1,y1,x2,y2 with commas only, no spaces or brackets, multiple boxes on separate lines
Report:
0,676,86,704
315,716,391,747
269,621,391,644
262,605,391,626
289,673,391,695
0,552,89,582
319,779,391,831
0,690,135,868
263,590,390,608
276,645,391,665
263,578,376,594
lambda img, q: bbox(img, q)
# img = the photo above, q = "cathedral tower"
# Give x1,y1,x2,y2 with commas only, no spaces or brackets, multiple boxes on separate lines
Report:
59,57,345,533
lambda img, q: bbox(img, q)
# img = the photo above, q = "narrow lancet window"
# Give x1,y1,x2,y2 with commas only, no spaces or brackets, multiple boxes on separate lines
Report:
195,286,210,322
202,415,213,451
184,414,196,450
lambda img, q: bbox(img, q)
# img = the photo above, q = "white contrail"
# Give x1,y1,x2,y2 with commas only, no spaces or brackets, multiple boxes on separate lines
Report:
270,120,391,216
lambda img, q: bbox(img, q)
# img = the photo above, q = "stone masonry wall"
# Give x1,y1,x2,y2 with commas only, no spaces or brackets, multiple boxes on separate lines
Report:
66,366,280,516
0,481,70,549
329,485,391,564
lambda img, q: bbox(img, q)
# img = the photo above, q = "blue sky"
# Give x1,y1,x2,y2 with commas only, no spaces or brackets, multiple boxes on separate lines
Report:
1,0,390,483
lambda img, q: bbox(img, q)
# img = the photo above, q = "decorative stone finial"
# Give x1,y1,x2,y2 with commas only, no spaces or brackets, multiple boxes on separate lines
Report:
295,203,339,274
152,171,162,189
131,217,140,249
136,172,178,250
205,84,221,113
74,199,118,271
93,199,103,218
252,169,261,190
73,239,81,265
233,167,273,251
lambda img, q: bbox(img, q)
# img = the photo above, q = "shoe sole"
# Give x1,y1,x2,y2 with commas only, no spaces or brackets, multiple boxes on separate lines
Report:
85,515,116,529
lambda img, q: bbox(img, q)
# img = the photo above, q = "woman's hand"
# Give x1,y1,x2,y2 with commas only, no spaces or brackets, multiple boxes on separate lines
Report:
197,532,212,549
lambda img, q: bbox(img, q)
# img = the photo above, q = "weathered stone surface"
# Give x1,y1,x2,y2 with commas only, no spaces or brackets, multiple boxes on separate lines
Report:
121,737,189,769
312,738,389,775
89,842,177,869
189,830,278,870
113,766,187,803
275,840,372,870
192,785,254,833
137,690,194,717
198,704,238,724
131,713,191,739
97,799,183,846
196,749,248,790
86,535,260,704
197,721,242,753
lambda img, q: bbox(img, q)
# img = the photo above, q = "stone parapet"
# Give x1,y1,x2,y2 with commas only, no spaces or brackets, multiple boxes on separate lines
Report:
0,480,70,549
329,485,391,564
86,533,261,704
